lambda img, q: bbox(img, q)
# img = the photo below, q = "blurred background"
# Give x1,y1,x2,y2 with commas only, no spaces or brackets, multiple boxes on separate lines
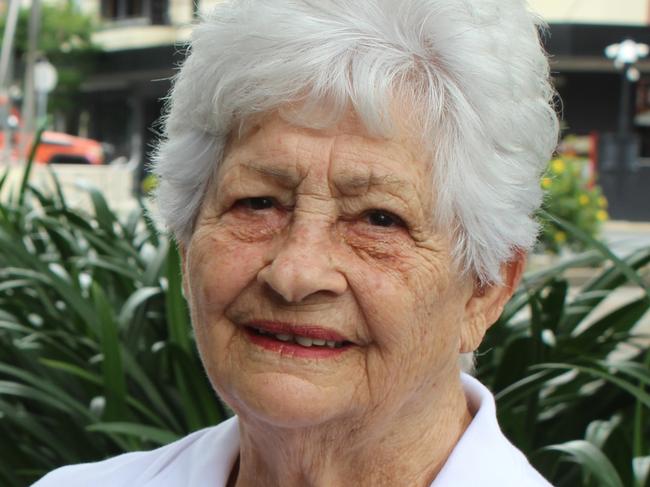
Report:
0,1,649,214
1,0,650,238
0,2,649,486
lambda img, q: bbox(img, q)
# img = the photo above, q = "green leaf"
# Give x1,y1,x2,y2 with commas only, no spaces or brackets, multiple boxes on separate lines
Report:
0,169,8,193
77,182,117,238
534,362,650,408
86,422,180,446
142,238,168,286
494,368,560,406
544,440,624,487
17,123,46,207
92,283,128,421
585,417,621,449
633,457,650,487
120,349,181,431
569,298,648,354
46,165,68,211
0,398,78,464
0,363,93,419
491,336,536,393
0,380,85,417
75,256,142,282
539,210,650,302
118,287,161,332
138,197,160,247
165,244,191,353
39,358,102,386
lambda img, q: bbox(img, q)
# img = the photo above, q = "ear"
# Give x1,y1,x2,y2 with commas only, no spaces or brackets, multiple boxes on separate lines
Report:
459,250,526,353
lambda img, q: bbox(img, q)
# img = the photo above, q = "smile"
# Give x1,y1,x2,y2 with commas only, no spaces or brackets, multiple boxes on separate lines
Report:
249,327,346,348
243,321,354,358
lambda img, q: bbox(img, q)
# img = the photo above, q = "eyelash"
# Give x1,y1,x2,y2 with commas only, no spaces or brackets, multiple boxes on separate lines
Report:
233,196,276,211
362,209,406,228
233,197,406,229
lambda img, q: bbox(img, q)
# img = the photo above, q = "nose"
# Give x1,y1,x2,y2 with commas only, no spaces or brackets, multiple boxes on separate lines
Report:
257,221,348,303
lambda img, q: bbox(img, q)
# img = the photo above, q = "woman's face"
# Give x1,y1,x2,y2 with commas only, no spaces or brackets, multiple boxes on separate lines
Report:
182,111,478,429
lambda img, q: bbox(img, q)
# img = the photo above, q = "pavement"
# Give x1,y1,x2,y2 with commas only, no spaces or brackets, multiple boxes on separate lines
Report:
602,220,650,257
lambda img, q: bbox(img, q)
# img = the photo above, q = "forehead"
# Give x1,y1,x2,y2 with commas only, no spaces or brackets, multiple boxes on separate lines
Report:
220,111,432,193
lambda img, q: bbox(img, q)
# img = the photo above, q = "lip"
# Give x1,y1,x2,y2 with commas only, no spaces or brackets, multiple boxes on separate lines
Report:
243,320,355,359
247,321,351,342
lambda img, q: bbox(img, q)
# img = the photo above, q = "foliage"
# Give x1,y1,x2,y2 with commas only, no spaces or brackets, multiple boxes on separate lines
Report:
0,2,99,117
478,211,650,486
0,141,227,486
537,156,608,254
0,153,648,485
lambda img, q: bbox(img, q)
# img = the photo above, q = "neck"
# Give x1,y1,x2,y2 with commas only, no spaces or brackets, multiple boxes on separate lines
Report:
231,376,472,487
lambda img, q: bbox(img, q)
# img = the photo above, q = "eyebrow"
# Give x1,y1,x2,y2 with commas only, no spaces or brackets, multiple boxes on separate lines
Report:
242,161,410,195
242,162,300,188
337,173,407,193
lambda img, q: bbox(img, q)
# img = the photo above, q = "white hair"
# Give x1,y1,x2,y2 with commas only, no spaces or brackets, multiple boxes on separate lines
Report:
154,0,559,283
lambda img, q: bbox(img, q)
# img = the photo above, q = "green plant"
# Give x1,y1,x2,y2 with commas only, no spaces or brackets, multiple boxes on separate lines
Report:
537,156,608,253
0,152,648,485
478,211,650,486
0,144,228,485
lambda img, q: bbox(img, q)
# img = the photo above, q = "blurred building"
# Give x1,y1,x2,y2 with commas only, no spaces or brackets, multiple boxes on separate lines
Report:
530,0,650,220
67,0,222,184
7,0,649,217
81,0,650,217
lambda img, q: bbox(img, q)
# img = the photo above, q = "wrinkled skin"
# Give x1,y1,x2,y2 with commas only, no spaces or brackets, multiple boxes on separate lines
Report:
181,111,524,487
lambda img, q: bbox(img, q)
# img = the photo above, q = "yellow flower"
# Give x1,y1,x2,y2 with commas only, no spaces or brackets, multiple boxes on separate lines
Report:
578,194,590,206
554,231,567,244
598,196,608,208
141,174,158,194
596,210,608,222
551,159,566,174
541,177,552,189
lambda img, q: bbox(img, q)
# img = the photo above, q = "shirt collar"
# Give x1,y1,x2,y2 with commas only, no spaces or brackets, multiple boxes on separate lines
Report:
208,374,533,487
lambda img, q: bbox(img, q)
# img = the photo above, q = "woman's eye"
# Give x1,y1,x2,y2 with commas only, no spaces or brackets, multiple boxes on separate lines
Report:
365,210,405,228
235,197,275,210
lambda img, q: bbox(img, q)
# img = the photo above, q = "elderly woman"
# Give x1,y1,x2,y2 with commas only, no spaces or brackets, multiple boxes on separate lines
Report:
35,0,558,485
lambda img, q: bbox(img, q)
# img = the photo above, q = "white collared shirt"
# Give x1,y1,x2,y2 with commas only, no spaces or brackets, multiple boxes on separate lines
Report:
33,374,553,486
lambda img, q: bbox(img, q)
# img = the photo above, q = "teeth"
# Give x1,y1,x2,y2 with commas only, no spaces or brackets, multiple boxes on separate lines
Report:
295,336,314,347
252,327,344,348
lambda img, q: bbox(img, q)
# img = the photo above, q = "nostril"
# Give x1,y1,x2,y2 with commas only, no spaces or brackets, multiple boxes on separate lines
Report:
257,255,347,303
257,264,297,303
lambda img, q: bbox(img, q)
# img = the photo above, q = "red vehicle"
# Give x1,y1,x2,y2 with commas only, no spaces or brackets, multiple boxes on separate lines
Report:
0,129,105,165
0,106,105,165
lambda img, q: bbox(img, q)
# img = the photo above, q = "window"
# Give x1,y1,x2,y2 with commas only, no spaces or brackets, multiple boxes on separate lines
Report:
101,0,169,24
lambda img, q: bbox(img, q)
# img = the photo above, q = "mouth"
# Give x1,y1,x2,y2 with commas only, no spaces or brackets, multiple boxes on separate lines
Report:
243,321,355,357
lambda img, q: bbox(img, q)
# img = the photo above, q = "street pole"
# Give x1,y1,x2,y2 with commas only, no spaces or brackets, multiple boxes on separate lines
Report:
0,0,21,164
23,0,42,139
605,39,648,211
618,66,631,138
616,66,632,201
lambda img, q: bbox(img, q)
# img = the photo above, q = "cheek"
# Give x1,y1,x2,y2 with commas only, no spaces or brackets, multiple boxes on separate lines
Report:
188,234,268,320
345,247,457,350
342,223,415,268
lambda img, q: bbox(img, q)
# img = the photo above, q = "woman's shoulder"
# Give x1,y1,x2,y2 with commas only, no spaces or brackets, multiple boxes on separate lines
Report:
32,416,240,487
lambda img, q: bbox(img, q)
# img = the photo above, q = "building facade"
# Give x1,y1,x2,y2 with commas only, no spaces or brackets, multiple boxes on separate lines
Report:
10,0,648,217
73,0,223,186
529,1,650,220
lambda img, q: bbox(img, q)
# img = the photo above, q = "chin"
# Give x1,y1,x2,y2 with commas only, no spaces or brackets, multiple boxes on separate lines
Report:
219,373,353,430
